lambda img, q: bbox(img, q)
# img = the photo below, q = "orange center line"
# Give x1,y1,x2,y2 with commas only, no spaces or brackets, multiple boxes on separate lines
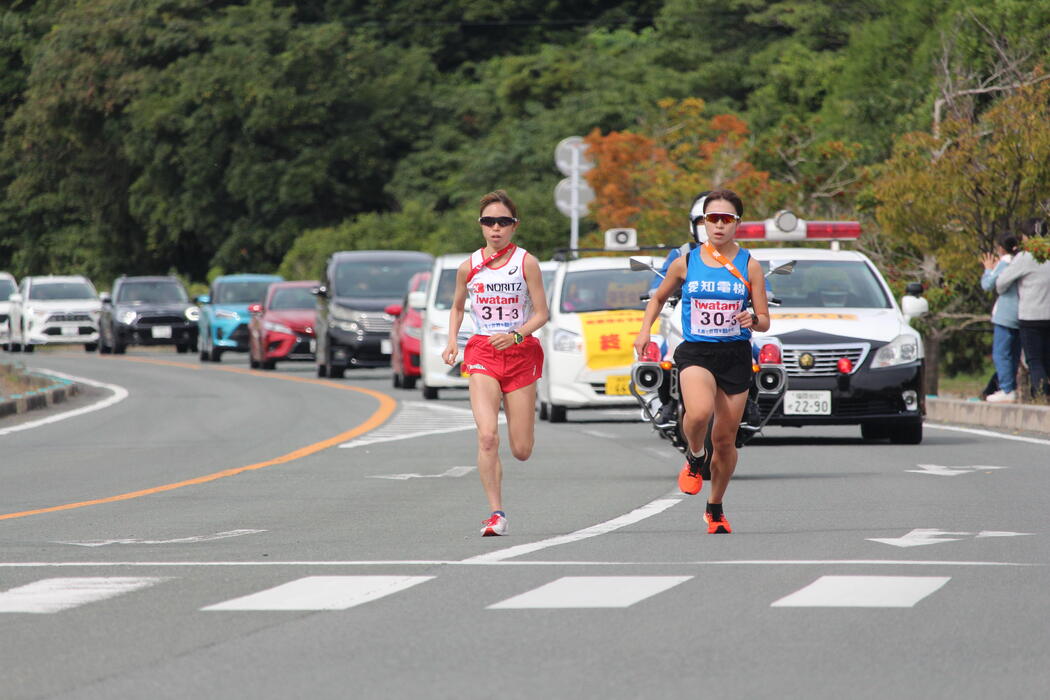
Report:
0,357,397,521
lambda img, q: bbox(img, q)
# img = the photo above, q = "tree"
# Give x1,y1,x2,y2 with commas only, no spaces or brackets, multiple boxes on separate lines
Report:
872,79,1050,393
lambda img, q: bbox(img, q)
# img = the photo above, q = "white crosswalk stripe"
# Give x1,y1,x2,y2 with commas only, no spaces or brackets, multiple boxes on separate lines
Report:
488,576,693,609
201,575,435,611
338,401,502,449
0,577,168,613
771,575,951,608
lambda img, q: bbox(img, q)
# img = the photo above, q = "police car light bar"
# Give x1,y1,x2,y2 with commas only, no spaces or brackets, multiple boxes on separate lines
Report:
734,211,861,242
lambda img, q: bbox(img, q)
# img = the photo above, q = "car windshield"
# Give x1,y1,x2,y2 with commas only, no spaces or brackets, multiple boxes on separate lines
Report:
433,269,459,311
269,287,316,310
117,280,188,303
560,268,650,313
213,281,273,305
334,259,431,298
28,282,96,300
0,279,15,300
761,260,890,308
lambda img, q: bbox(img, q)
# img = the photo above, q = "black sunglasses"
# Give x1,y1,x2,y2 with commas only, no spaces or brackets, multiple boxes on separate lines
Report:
479,216,519,227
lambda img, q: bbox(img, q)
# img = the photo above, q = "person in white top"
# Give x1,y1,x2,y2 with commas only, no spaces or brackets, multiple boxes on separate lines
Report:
444,190,549,536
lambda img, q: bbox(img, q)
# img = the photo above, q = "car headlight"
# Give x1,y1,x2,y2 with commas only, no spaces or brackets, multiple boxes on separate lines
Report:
185,307,200,322
872,334,920,368
215,309,239,320
553,328,582,353
264,321,293,334
334,320,360,332
30,307,48,319
120,310,138,324
405,325,422,340
430,324,448,349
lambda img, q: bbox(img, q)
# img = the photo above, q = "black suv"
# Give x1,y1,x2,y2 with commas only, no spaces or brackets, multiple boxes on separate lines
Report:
314,250,432,378
98,276,199,354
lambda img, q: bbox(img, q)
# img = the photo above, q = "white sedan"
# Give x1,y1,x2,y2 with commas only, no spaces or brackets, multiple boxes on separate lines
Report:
537,255,660,422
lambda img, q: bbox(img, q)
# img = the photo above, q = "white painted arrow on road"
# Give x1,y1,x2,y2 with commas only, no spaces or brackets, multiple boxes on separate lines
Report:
368,466,476,481
906,464,1007,476
868,528,1034,547
867,528,973,548
56,529,266,548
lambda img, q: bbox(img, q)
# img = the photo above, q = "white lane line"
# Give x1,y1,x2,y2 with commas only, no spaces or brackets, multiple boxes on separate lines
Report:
488,576,692,609
368,466,476,480
0,559,1036,568
926,423,1050,446
339,401,502,449
201,575,433,611
0,369,128,437
462,496,684,563
56,529,266,548
771,575,951,608
0,577,167,613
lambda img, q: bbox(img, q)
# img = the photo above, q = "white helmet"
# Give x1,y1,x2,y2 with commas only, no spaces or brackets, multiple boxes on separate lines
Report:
689,191,711,243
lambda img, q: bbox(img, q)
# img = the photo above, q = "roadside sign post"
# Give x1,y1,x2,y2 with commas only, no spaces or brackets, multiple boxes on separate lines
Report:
554,136,595,253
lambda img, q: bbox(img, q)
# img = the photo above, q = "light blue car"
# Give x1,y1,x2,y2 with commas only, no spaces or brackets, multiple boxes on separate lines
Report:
197,273,283,362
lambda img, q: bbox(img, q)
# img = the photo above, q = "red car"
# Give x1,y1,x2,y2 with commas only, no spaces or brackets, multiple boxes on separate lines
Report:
248,280,319,370
385,271,430,389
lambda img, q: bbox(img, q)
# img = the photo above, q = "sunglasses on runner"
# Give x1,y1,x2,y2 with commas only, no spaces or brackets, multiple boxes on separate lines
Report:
479,216,519,227
699,212,740,225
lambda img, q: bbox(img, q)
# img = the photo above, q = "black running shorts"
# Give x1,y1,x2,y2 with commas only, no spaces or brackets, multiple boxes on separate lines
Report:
673,339,753,395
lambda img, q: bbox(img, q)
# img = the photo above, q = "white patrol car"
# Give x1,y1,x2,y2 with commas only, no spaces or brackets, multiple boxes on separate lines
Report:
739,215,928,443
537,254,660,422
0,271,16,348
418,253,473,400
6,275,102,352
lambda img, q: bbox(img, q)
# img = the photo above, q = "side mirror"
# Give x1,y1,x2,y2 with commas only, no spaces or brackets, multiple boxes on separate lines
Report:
901,295,929,322
384,303,403,317
312,285,328,298
196,295,210,305
407,290,427,310
768,259,796,276
99,292,112,304
629,257,658,273
247,303,263,314
9,293,22,303
905,282,924,296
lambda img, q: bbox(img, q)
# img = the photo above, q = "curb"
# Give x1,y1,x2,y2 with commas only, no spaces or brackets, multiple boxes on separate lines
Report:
0,373,80,419
926,397,1050,436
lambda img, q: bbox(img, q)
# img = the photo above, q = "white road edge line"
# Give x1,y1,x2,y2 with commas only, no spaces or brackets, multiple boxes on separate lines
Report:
925,422,1050,446
0,368,128,437
0,559,1036,568
462,496,685,563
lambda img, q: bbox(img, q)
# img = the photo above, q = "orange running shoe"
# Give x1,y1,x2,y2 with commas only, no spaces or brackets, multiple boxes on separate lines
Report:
678,458,703,495
704,511,732,534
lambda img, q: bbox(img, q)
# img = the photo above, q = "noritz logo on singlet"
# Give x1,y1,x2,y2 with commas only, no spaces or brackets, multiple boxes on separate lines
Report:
472,281,523,294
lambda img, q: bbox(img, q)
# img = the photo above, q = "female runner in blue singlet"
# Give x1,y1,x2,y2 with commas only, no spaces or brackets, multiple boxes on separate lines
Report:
632,189,771,533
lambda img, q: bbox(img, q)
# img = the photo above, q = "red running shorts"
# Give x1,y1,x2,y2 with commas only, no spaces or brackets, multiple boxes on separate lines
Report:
463,335,543,393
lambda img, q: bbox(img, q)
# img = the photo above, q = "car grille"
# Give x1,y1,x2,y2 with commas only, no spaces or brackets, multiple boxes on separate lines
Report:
783,344,869,377
0,314,7,324
47,312,92,323
357,313,393,334
228,323,250,342
136,314,185,326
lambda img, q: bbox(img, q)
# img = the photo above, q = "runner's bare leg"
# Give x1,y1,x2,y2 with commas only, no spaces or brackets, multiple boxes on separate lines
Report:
469,373,504,512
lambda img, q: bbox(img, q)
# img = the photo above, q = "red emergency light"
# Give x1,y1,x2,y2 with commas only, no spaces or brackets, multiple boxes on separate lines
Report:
731,212,862,242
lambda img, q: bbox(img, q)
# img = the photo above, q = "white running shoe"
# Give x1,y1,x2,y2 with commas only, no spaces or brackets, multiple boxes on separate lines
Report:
985,390,1017,403
481,512,507,536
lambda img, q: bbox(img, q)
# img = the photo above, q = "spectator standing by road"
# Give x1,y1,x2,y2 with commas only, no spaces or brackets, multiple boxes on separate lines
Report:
980,233,1022,402
443,190,549,536
996,220,1050,399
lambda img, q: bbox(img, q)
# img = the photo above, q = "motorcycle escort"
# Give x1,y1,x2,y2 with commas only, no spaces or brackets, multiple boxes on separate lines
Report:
627,257,795,478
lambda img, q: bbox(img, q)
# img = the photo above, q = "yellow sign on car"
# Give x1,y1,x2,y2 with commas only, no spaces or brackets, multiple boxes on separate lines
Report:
580,309,648,371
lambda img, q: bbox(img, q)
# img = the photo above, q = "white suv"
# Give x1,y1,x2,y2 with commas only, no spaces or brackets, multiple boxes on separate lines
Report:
0,272,16,349
7,275,101,352
418,253,474,400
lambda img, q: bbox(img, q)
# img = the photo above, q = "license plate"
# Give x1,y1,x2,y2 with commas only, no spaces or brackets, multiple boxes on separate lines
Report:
381,338,392,354
60,326,78,336
151,325,172,339
605,375,631,396
784,390,831,415
309,338,316,354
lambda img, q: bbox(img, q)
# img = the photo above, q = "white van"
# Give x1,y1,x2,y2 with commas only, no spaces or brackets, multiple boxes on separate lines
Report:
418,253,473,400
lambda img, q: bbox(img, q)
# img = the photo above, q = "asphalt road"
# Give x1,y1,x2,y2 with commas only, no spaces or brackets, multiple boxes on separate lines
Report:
1,348,1048,700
